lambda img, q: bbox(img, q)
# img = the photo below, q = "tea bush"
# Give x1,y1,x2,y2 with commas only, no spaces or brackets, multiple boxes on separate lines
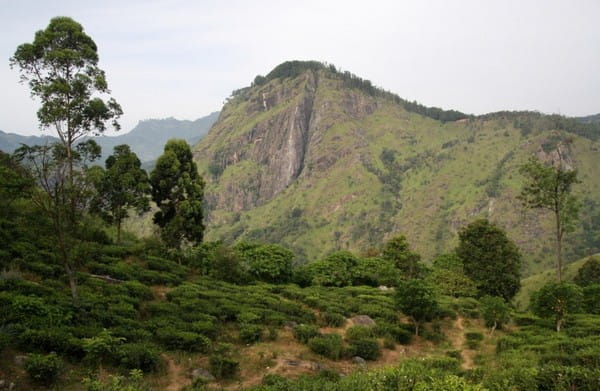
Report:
25,353,63,385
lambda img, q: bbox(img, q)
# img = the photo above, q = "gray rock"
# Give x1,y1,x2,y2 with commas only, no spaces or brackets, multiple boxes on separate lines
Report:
350,315,376,327
352,356,366,365
285,359,300,366
190,368,215,382
8,383,15,391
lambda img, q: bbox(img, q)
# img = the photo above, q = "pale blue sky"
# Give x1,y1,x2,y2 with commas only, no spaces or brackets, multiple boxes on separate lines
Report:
2,0,599,136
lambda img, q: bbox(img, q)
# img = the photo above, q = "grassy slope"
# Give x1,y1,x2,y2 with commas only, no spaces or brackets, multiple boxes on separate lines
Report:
191,71,600,275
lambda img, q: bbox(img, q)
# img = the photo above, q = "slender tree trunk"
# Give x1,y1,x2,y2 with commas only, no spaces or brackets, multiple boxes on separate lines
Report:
556,318,562,332
414,318,420,337
490,321,497,336
65,263,79,304
555,209,562,282
117,217,121,244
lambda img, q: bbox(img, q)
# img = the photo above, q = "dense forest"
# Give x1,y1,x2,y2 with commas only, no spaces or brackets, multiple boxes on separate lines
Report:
2,17,600,391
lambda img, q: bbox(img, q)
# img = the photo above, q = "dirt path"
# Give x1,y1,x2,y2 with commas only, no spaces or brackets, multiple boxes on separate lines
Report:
449,317,474,370
164,355,191,391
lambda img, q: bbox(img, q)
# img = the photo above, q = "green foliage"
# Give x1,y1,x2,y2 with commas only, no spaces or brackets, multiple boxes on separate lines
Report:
345,325,374,342
210,344,239,379
303,251,358,287
293,324,320,343
91,145,150,242
117,343,162,373
531,282,583,332
150,139,205,248
322,311,345,327
349,338,381,360
239,323,263,344
83,329,125,366
10,16,122,156
382,235,423,279
155,327,211,352
582,284,600,314
351,256,399,286
520,156,580,281
235,242,294,283
574,258,600,287
429,253,478,297
480,296,511,333
456,219,522,300
465,332,484,349
25,353,63,385
307,333,344,360
82,369,145,391
394,279,438,336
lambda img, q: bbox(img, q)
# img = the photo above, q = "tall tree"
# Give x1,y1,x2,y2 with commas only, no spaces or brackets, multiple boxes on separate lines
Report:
456,219,522,301
91,145,150,242
519,157,580,282
14,140,101,302
150,139,204,248
10,16,122,183
531,282,582,332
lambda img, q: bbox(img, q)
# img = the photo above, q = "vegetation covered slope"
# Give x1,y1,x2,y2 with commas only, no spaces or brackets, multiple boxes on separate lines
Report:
193,61,600,275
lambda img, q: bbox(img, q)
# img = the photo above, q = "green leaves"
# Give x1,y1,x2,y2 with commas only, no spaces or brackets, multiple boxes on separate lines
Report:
150,140,205,248
456,219,522,301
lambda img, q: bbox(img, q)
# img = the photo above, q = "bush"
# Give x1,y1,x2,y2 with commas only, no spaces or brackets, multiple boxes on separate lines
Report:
25,353,63,385
18,328,83,358
293,324,320,343
346,325,374,342
210,355,239,379
239,323,263,344
156,328,210,352
350,338,381,360
373,322,412,345
308,334,344,360
465,332,484,349
323,311,345,327
117,343,163,373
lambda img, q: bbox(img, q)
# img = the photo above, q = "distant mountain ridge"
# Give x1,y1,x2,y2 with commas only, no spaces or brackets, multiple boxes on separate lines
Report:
0,111,219,163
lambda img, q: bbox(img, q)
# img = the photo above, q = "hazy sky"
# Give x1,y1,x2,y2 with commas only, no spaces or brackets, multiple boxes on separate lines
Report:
2,0,599,136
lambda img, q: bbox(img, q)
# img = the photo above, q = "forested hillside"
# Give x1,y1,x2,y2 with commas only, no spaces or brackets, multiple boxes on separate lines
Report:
193,61,600,275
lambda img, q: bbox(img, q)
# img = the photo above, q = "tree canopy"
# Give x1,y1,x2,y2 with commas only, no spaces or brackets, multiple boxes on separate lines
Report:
150,139,205,248
456,219,522,301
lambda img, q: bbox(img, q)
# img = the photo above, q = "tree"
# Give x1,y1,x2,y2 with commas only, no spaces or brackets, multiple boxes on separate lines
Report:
91,145,150,243
304,251,359,287
480,296,510,335
531,282,582,332
382,235,423,279
573,257,600,287
456,219,522,301
14,141,101,302
150,139,204,248
10,17,122,183
428,253,477,298
234,242,294,283
394,279,438,336
519,157,580,282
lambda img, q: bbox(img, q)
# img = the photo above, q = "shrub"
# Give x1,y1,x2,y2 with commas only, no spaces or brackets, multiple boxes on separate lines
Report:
156,328,210,352
25,353,63,385
323,311,345,327
239,323,263,344
346,325,374,342
18,328,83,358
308,334,344,360
210,355,239,379
293,324,320,343
117,343,163,373
373,322,413,345
465,332,484,349
350,338,381,360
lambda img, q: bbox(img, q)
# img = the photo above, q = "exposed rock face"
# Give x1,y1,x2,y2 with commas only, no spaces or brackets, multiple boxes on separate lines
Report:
196,70,376,219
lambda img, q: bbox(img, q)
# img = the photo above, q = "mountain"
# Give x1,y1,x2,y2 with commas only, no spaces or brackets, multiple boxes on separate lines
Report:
193,61,600,275
0,111,219,163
